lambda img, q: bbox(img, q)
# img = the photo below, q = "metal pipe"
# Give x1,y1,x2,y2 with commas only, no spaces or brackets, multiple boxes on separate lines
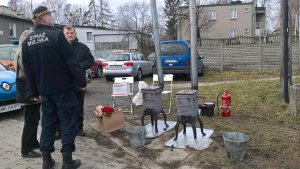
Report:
189,0,198,90
299,0,300,69
150,0,164,89
283,0,289,103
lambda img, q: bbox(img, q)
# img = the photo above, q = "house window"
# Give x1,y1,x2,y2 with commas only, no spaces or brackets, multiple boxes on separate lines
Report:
229,29,238,37
208,10,216,20
87,32,93,42
230,9,238,19
256,22,261,29
245,8,250,13
245,28,249,34
9,23,17,37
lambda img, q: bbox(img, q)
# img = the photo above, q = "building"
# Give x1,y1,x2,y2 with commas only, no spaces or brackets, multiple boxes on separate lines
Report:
74,26,139,58
0,6,34,45
177,0,266,40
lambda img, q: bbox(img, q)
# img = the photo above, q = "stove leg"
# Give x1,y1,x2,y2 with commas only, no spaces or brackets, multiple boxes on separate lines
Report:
191,122,197,139
173,121,180,141
151,114,154,126
198,117,206,136
154,113,158,133
161,109,169,130
141,110,145,126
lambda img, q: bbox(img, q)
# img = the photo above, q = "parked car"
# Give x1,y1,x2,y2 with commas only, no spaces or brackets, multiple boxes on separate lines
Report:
0,44,18,70
102,52,153,81
160,40,204,77
90,57,103,78
0,63,21,114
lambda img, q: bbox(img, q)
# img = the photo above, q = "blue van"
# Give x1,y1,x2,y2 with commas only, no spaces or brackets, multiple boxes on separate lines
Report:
160,40,204,76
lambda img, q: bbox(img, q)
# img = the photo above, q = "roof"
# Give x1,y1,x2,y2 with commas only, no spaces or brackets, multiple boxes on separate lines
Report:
0,5,31,22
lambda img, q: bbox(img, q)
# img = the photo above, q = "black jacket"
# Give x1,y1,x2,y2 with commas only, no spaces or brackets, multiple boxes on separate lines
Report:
22,24,86,96
70,38,94,73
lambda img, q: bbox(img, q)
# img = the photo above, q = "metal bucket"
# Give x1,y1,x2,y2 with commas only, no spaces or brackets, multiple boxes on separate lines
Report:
223,131,249,161
126,126,146,150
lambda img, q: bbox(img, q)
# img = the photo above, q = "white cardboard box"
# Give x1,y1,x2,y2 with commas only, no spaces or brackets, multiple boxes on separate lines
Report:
112,82,131,95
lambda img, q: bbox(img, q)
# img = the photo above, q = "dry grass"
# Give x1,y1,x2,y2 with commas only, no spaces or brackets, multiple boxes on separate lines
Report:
130,71,300,168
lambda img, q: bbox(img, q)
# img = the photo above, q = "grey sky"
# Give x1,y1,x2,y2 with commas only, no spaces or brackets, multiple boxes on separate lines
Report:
0,0,165,13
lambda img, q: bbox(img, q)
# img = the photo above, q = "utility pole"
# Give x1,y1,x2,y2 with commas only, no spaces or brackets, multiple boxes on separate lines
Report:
288,0,293,86
150,0,164,88
299,0,300,69
189,0,198,90
280,0,289,103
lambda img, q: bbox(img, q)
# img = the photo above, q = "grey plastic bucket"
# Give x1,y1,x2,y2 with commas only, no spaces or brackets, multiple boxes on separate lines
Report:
126,126,146,150
223,131,249,161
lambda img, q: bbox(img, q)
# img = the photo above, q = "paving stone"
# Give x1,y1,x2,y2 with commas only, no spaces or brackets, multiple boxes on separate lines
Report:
0,119,126,169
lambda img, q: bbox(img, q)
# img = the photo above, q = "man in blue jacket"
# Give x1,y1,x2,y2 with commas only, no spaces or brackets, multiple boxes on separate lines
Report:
22,6,86,169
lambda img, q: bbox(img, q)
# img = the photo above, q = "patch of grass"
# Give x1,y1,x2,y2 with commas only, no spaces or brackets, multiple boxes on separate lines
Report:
200,70,281,82
198,80,300,125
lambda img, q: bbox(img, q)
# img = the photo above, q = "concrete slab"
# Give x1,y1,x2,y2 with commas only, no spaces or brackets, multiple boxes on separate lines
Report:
164,128,214,150
145,120,176,138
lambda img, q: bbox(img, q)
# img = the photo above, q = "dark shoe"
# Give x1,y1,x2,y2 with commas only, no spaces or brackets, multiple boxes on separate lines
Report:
62,153,81,169
22,150,42,158
77,130,86,137
42,152,55,169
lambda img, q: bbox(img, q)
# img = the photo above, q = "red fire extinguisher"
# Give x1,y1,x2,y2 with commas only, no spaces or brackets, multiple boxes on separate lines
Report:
217,91,231,117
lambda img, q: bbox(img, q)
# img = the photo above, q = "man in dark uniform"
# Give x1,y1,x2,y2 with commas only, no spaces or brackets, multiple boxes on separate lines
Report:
63,25,94,136
22,6,86,169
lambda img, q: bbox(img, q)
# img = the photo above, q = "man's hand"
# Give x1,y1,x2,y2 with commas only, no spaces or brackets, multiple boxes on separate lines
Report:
33,96,41,102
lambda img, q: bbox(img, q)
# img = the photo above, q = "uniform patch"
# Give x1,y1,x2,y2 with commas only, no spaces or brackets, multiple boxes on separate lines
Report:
27,32,49,46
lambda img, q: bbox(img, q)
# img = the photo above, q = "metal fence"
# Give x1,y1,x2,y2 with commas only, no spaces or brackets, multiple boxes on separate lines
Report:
198,36,300,71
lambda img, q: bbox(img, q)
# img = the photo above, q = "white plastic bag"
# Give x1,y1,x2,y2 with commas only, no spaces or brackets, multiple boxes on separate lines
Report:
132,81,149,106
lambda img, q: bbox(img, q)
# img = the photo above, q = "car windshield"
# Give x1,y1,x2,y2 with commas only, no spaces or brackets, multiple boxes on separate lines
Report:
160,43,186,56
107,54,130,61
0,46,13,60
0,64,7,71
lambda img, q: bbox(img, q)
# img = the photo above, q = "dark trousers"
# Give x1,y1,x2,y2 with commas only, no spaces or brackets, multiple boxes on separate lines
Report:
56,90,85,133
40,90,80,153
77,90,85,130
21,103,41,154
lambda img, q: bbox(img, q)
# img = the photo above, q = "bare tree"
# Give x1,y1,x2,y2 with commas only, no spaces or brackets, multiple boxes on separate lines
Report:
7,0,32,17
85,0,113,28
42,0,67,24
164,0,180,40
177,0,214,40
115,1,153,50
97,0,114,28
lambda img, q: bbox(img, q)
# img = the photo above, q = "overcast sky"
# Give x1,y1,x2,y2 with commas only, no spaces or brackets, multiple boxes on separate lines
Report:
0,0,165,12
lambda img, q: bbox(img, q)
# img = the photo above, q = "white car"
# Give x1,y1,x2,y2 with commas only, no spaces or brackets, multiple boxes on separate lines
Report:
102,52,153,81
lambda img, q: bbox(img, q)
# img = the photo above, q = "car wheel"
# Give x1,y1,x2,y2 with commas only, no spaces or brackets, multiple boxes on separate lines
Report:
95,66,103,78
105,76,113,81
135,69,142,81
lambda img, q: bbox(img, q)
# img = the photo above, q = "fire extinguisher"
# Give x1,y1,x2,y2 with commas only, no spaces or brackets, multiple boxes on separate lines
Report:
217,91,231,117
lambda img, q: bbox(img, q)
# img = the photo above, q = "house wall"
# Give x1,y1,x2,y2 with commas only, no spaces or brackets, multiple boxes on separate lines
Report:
177,2,263,40
74,27,138,54
0,15,33,44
